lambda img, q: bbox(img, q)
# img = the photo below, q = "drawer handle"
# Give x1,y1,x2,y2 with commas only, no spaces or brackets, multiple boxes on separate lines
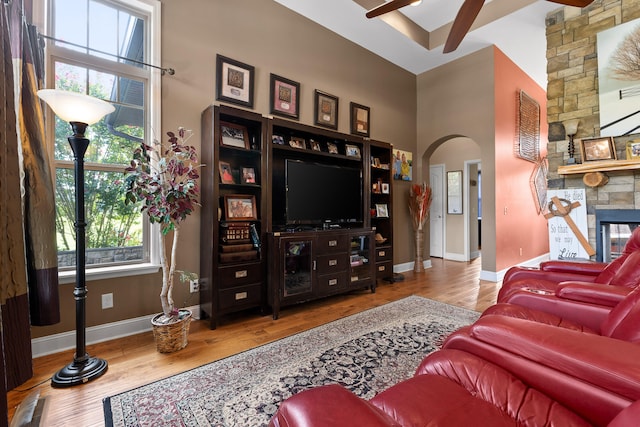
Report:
235,270,248,278
378,265,386,272
378,250,385,257
328,278,338,286
328,259,338,266
235,292,248,300
328,240,337,247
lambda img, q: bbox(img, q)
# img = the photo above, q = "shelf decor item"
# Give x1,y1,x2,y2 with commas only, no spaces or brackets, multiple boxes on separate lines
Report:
220,121,249,149
124,127,201,352
216,54,255,108
408,183,432,273
224,194,258,221
581,137,616,162
627,140,640,160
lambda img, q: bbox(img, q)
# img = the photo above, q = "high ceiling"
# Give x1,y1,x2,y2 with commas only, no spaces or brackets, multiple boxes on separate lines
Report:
274,0,567,87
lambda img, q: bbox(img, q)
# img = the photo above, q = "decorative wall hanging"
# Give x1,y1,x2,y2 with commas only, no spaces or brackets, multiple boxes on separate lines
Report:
529,157,548,215
514,90,540,163
216,54,255,108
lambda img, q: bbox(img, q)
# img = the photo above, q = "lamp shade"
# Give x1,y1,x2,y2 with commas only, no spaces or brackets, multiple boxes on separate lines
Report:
564,119,580,136
37,89,115,125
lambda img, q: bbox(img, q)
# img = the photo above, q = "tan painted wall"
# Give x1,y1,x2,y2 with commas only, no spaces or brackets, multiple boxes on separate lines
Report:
416,47,498,271
32,0,416,337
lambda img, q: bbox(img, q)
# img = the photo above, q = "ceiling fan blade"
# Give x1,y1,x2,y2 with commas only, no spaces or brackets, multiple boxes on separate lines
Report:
443,0,486,53
366,0,417,19
547,0,594,7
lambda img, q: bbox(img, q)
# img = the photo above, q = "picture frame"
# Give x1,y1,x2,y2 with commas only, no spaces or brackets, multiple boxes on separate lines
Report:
270,74,300,119
580,137,616,162
216,54,254,108
345,144,361,158
375,204,389,218
626,140,640,160
447,170,463,215
241,167,257,184
350,102,370,137
289,137,306,149
224,194,257,221
314,89,338,129
220,122,249,149
272,134,285,145
327,142,339,154
310,140,322,151
219,161,235,184
381,182,390,194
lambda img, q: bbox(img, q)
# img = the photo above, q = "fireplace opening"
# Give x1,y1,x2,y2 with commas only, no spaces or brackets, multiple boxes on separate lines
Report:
595,210,639,262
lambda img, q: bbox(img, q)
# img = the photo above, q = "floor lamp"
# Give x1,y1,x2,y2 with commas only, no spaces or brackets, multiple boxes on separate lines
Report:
37,89,115,388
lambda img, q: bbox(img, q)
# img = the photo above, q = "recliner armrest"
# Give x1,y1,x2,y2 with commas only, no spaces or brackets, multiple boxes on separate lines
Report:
540,260,608,275
469,315,640,401
557,282,631,307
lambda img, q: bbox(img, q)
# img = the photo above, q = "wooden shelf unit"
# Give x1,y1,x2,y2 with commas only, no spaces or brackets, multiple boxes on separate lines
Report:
557,159,640,175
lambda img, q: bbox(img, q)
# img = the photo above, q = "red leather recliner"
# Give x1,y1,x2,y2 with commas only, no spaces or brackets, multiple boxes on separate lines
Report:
269,349,595,427
269,344,640,426
442,315,640,426
497,227,640,309
482,285,640,341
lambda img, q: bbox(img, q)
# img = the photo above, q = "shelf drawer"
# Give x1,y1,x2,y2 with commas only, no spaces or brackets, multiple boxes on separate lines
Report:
218,283,262,310
316,234,349,254
316,253,348,275
219,263,263,289
375,246,392,262
316,272,349,293
375,261,393,278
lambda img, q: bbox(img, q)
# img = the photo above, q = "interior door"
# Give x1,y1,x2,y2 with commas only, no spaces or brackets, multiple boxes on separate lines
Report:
430,164,445,258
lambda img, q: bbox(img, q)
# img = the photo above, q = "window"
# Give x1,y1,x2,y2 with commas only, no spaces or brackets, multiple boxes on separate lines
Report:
43,0,161,278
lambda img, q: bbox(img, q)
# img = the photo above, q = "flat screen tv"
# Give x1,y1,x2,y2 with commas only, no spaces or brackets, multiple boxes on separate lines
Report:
285,159,362,227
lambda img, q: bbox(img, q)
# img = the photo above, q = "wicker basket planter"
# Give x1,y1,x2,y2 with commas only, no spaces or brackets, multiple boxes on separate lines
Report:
151,309,192,353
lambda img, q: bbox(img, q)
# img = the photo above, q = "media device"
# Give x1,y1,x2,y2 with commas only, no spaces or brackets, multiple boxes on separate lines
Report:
278,159,363,228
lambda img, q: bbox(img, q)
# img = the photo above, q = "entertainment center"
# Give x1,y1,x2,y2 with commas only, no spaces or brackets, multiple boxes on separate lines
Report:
199,105,394,328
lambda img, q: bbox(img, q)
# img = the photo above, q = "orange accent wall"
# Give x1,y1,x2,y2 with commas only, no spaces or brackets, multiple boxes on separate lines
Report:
493,47,549,271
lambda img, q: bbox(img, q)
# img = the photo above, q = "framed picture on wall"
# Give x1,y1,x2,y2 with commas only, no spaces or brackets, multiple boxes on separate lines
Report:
314,90,339,129
350,102,370,137
216,54,255,108
270,74,300,119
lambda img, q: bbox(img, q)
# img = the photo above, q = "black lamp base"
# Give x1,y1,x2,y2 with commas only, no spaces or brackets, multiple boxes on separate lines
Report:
51,356,108,388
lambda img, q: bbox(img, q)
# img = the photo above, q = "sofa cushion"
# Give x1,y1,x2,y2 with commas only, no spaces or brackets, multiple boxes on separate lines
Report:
601,286,640,342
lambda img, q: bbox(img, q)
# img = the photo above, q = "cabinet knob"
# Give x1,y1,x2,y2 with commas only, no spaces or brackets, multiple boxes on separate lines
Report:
328,240,338,247
235,291,248,300
378,265,386,272
235,270,248,278
378,250,385,257
328,278,338,286
328,259,338,266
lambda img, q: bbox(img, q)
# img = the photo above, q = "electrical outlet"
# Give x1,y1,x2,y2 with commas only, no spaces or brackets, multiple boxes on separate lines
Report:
519,248,523,256
101,293,113,309
189,280,199,293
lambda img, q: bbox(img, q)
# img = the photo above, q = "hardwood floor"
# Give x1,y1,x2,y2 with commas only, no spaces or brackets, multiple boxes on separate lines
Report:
7,257,499,426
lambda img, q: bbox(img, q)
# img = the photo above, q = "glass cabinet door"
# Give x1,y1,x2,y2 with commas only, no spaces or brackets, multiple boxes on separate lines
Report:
283,239,313,297
350,234,372,283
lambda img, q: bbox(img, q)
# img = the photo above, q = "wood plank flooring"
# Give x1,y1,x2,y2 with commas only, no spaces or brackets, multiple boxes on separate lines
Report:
7,257,499,426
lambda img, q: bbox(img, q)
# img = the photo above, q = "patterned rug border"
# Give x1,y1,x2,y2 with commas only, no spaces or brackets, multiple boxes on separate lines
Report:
103,295,479,427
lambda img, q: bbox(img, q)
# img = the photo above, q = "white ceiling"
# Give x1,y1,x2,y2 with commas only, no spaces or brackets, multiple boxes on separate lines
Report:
274,0,567,87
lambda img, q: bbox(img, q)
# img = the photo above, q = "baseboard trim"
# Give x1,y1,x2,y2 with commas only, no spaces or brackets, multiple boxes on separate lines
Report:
394,259,432,273
31,304,202,358
480,253,550,283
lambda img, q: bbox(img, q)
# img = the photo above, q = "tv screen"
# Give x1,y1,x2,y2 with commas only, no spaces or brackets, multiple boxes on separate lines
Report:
285,159,362,226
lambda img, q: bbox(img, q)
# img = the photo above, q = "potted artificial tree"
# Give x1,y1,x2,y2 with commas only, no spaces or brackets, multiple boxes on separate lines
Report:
124,127,200,353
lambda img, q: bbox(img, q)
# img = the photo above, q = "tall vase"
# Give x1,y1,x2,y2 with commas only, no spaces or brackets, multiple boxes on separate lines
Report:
414,228,424,273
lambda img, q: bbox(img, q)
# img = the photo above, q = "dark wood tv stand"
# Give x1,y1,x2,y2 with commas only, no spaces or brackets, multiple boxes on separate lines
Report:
268,228,375,320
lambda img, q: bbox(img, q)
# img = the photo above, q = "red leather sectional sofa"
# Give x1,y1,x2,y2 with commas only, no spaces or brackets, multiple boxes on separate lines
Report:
268,229,640,426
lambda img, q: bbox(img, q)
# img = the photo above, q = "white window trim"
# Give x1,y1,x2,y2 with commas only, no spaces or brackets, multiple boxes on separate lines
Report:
37,0,163,281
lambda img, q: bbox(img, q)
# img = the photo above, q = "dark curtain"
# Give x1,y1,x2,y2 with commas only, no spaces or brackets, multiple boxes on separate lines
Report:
17,1,60,326
1,0,32,406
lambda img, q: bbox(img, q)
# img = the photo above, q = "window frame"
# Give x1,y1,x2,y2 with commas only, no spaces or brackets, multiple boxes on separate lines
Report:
38,0,163,283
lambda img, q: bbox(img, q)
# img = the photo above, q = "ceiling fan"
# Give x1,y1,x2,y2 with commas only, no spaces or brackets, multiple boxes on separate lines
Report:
366,0,595,53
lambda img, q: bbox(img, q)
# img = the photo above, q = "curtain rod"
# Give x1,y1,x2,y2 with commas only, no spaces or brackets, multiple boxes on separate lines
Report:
39,34,175,75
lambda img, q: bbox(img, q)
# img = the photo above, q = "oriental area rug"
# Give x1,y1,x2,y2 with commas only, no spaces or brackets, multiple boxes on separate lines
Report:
103,296,480,427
